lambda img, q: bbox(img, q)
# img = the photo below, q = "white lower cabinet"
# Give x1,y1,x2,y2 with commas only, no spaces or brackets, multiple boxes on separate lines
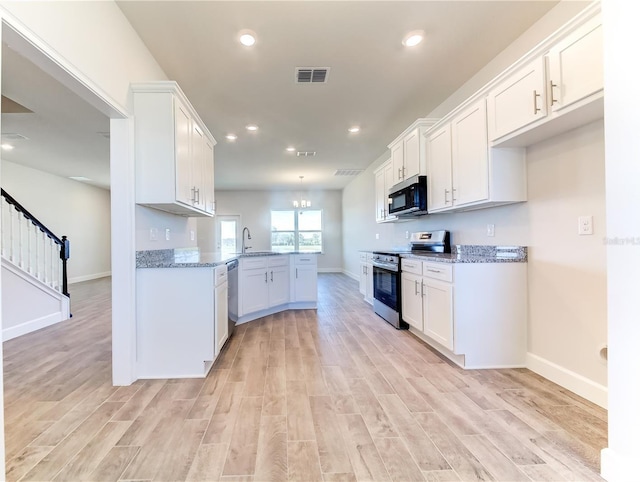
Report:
401,258,527,368
137,267,218,379
292,255,318,302
238,254,317,324
358,252,374,304
214,265,229,357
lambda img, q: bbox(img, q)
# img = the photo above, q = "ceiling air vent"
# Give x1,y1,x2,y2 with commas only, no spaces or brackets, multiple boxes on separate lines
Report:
297,151,317,157
295,67,330,84
334,169,364,176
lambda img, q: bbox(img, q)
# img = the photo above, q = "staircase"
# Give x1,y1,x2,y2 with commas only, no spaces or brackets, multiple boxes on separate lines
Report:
1,189,71,341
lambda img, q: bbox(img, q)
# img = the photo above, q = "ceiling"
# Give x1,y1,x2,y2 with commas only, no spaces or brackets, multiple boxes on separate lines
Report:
1,1,561,193
117,0,559,191
1,42,111,189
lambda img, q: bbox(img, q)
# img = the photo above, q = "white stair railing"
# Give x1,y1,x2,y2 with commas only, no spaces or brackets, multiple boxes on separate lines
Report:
1,189,69,296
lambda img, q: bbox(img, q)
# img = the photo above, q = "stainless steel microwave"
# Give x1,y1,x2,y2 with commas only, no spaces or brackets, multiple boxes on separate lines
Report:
388,176,428,217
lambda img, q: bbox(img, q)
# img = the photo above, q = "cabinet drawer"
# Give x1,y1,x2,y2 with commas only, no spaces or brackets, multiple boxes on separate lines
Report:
269,256,290,267
422,262,453,282
359,252,368,262
294,255,317,266
215,265,228,283
241,257,268,270
401,258,422,275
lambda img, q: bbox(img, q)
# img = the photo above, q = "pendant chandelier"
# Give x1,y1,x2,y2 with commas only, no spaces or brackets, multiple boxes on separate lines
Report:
293,175,311,208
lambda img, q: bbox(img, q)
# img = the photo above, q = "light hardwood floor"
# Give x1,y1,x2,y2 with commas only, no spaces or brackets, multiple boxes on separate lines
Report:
3,274,606,481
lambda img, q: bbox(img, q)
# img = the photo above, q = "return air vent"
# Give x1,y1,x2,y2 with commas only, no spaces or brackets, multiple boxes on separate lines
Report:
295,67,330,83
297,151,317,157
334,169,364,176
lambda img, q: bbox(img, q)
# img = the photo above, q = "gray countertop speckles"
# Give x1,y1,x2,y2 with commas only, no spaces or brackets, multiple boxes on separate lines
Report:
401,245,527,263
136,248,320,269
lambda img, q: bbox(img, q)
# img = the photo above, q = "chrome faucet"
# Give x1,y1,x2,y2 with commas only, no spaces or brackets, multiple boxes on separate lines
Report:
242,227,252,254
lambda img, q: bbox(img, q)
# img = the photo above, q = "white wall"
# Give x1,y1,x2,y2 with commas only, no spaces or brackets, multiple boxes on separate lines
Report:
343,1,607,404
135,206,198,251
601,0,640,478
2,161,112,283
209,190,343,271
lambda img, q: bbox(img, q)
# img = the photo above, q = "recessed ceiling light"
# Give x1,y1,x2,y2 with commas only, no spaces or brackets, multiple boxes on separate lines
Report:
286,146,296,152
1,143,14,151
69,176,91,182
402,30,425,47
348,126,360,133
246,124,259,132
225,134,238,141
239,30,256,47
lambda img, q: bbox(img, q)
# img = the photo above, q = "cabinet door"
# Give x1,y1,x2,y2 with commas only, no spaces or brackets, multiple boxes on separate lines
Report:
269,265,290,306
426,124,452,212
359,263,367,296
423,279,453,351
241,269,269,314
548,17,602,113
293,264,317,302
365,262,374,303
215,282,228,356
383,163,397,221
452,99,489,206
401,272,423,331
390,142,404,185
403,128,421,179
191,124,206,211
204,139,215,214
174,98,193,205
487,57,546,141
374,168,386,223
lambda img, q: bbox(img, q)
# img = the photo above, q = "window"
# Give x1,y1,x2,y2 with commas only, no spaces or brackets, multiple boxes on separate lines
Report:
271,210,322,253
218,218,238,257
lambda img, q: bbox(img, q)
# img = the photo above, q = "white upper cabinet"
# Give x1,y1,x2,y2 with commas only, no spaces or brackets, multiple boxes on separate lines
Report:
486,8,602,147
487,57,547,141
547,16,603,113
425,124,452,212
373,159,397,223
426,98,526,214
451,100,489,207
387,118,438,188
133,82,217,217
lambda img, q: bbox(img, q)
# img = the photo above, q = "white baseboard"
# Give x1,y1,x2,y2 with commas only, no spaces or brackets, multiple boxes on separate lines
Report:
343,269,359,281
69,271,111,284
601,447,635,481
3,312,66,341
526,352,608,409
317,268,342,273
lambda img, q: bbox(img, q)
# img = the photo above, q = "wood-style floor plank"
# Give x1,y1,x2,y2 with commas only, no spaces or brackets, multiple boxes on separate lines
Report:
3,274,607,482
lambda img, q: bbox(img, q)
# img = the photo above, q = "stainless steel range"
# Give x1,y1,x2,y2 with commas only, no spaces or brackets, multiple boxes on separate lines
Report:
372,230,451,329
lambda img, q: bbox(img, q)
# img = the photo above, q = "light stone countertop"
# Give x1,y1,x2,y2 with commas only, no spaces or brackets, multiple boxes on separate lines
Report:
359,245,528,264
136,248,320,269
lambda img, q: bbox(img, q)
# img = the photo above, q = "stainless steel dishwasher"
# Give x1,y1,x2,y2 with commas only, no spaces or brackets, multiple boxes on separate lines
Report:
226,259,239,337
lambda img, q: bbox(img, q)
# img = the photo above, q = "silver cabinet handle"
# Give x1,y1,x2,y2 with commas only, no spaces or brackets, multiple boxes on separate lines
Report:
533,90,541,114
444,189,450,204
195,188,200,204
427,268,441,274
265,272,268,283
398,168,402,180
191,187,197,204
421,282,425,297
414,280,419,295
452,188,457,202
296,268,298,278
300,258,310,261
270,270,273,282
549,80,558,105
403,166,406,177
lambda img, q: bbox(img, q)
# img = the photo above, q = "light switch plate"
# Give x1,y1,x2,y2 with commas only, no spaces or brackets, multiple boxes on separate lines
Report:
149,228,158,241
165,228,171,241
375,233,380,240
190,230,195,241
487,224,495,237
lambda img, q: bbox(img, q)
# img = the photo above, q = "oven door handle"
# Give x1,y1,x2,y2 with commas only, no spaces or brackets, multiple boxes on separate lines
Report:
372,262,398,272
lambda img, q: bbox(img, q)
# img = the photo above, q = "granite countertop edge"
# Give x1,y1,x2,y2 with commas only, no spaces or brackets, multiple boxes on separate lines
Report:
360,245,528,264
136,248,321,269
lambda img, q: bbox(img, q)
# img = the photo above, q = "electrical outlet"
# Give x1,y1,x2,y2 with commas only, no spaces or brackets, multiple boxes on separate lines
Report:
405,231,409,239
190,230,195,241
578,216,593,235
165,228,171,241
486,224,495,237
149,228,158,241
